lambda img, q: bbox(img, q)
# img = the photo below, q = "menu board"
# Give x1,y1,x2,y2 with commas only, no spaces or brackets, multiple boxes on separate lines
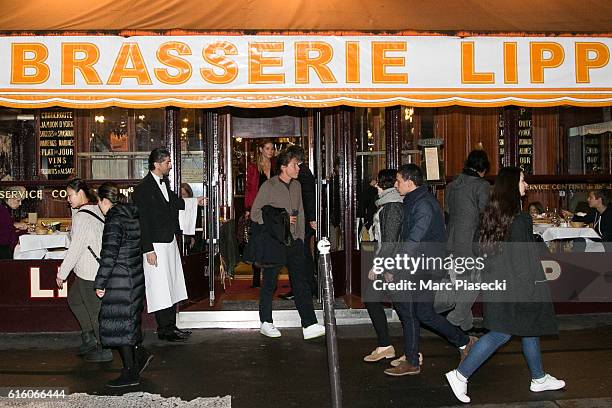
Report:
498,111,505,169
39,109,75,180
517,108,533,174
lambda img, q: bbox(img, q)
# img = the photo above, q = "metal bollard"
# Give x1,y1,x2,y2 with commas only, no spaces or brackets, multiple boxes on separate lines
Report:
317,237,342,408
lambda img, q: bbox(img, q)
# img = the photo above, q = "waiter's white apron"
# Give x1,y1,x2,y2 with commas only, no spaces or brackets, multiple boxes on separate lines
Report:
143,237,188,313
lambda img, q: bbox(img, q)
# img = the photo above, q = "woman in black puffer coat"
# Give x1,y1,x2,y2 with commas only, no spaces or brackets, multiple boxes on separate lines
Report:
94,182,150,388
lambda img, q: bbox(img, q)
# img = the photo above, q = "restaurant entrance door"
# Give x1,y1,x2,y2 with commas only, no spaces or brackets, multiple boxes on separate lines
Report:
179,107,347,319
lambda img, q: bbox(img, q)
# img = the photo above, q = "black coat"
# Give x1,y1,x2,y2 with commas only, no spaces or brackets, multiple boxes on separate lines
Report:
298,163,316,223
482,213,558,336
132,172,185,253
243,206,292,266
94,203,145,347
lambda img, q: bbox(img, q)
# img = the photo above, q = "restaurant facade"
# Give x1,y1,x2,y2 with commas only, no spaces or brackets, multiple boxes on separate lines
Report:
0,0,611,331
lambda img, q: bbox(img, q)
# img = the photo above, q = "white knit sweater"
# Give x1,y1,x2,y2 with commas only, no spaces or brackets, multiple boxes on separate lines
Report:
58,204,105,281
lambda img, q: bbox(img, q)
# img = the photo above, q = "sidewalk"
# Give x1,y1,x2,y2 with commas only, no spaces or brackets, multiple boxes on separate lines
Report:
1,314,612,407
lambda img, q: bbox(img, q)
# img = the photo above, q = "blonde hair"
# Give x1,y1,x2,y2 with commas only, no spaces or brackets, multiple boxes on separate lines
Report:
256,138,274,173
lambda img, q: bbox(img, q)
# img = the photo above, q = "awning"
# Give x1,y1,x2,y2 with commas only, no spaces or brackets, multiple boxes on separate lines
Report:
0,0,611,34
1,34,611,109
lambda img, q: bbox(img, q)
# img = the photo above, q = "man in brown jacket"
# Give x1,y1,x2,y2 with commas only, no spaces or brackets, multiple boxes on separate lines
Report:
251,149,325,340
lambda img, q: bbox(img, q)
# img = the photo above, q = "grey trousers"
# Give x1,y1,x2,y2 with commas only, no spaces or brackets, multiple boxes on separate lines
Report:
68,276,102,342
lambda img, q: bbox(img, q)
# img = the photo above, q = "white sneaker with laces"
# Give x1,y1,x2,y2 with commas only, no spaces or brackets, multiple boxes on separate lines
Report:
530,373,566,392
445,370,470,403
303,323,326,340
260,322,281,338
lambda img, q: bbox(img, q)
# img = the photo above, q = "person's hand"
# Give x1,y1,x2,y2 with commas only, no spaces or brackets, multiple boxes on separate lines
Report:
146,252,158,267
368,268,377,281
56,277,64,289
197,196,207,206
309,221,317,230
561,210,573,219
95,289,105,298
14,222,28,230
384,272,394,283
289,216,297,225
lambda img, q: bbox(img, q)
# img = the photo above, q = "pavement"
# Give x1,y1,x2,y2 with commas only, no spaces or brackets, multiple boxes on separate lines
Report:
1,314,612,407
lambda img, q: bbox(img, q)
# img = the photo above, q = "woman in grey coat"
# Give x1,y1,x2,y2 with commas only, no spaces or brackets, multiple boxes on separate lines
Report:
437,150,490,331
445,167,565,403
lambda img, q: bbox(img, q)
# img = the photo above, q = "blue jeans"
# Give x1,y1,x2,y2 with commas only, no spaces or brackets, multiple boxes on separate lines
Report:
394,297,469,367
457,331,545,380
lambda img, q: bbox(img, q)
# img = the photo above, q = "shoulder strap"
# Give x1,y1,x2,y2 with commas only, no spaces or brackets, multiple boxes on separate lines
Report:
78,208,105,224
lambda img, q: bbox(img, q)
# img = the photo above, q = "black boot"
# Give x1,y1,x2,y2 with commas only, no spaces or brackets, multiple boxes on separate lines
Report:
77,331,97,356
106,368,140,388
84,346,113,363
107,346,139,388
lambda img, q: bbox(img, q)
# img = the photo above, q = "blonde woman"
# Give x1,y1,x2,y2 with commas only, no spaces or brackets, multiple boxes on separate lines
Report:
244,139,276,287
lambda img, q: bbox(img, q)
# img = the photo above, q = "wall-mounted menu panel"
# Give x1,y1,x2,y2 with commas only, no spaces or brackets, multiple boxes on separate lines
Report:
39,109,75,180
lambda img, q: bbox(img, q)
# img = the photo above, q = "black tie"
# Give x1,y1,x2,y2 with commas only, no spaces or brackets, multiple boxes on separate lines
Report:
160,177,164,185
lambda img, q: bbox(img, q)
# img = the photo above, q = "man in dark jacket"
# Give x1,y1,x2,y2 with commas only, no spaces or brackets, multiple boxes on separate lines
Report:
282,145,318,299
132,148,204,342
384,164,477,377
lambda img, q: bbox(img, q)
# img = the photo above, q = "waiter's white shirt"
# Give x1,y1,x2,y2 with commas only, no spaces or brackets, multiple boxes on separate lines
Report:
150,171,169,202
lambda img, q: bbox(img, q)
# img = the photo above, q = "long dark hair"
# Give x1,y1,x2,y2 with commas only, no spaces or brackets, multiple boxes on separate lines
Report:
97,182,127,205
479,167,523,251
67,178,98,204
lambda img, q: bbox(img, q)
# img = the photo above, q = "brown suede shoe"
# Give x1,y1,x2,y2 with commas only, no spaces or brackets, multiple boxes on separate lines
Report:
363,346,396,362
384,361,421,376
460,336,478,362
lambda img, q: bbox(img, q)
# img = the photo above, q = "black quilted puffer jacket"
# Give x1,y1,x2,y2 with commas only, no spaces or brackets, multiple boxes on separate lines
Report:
94,203,145,347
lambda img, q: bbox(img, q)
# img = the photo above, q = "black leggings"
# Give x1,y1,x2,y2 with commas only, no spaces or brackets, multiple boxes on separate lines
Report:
118,346,136,371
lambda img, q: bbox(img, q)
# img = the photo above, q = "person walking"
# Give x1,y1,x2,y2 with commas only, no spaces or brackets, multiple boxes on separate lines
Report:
437,150,491,331
56,179,112,362
94,182,152,388
245,139,277,287
445,167,565,403
363,169,404,362
132,148,204,342
283,144,317,299
384,164,477,377
250,148,325,340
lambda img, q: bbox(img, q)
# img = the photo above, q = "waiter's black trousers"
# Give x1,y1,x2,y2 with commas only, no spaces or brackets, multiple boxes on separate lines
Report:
155,305,177,335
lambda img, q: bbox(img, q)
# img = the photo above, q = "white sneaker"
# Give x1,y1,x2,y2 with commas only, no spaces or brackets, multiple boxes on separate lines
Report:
260,322,281,338
303,323,326,340
445,370,470,403
530,373,566,392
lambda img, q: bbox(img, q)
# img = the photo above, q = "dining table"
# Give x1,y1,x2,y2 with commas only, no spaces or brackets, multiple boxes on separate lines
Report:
533,223,604,252
13,231,71,260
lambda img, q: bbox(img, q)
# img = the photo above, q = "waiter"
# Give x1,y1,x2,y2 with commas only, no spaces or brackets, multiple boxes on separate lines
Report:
133,148,205,342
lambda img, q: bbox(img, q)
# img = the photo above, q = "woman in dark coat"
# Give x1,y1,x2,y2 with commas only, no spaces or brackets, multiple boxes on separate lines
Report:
94,182,151,388
445,167,565,404
363,169,404,363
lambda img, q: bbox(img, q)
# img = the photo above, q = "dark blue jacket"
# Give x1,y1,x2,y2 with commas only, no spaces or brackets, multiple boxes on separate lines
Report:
399,186,446,277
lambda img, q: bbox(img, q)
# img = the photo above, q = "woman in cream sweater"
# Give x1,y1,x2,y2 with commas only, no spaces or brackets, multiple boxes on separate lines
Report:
56,179,112,363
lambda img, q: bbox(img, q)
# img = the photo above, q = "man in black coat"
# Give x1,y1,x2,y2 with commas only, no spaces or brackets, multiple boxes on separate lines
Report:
282,145,318,299
132,148,204,342
383,164,476,377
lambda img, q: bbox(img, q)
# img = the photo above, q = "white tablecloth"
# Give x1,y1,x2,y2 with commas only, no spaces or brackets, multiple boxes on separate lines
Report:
13,232,71,260
533,226,604,252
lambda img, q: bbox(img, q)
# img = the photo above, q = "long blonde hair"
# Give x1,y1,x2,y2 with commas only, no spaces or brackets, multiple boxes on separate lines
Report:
256,138,274,173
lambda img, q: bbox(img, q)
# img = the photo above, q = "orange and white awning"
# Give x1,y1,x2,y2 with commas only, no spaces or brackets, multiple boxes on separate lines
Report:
2,35,611,108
